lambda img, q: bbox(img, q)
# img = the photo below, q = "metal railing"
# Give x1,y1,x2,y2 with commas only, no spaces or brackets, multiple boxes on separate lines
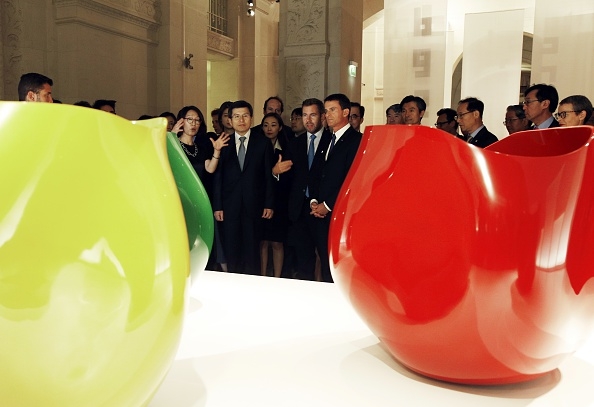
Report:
209,0,228,35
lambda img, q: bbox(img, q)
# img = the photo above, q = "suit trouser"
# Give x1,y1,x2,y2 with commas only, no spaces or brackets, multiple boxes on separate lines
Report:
288,199,332,282
287,199,318,280
313,214,332,283
221,213,262,275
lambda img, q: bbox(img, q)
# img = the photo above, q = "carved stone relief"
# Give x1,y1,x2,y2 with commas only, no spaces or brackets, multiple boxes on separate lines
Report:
53,0,161,44
207,31,234,58
1,0,23,100
286,0,325,45
286,56,326,109
132,0,160,20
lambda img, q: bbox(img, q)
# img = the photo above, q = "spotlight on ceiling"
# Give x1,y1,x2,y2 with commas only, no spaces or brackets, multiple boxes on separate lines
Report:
247,0,254,6
247,8,255,17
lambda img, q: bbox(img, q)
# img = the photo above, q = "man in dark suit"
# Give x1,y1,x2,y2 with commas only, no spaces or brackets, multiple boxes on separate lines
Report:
456,97,498,148
310,94,362,282
213,100,275,275
522,83,560,129
284,98,332,281
252,96,294,140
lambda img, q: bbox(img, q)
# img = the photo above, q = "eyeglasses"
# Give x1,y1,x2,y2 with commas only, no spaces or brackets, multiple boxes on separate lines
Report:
522,99,540,105
232,113,251,121
503,118,522,125
434,120,451,127
184,117,201,125
554,111,578,120
350,114,360,119
454,111,474,120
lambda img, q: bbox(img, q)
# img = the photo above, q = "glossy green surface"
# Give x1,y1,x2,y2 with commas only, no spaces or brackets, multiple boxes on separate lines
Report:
164,131,213,281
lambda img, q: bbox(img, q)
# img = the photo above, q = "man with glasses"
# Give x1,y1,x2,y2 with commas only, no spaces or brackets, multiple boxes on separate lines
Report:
435,108,466,141
213,100,275,275
18,72,53,103
456,97,498,148
522,83,559,129
349,102,365,133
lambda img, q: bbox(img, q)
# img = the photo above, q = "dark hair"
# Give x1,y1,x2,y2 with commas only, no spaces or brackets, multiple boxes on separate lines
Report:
137,115,154,120
351,102,365,118
261,112,288,149
159,111,176,122
211,108,220,117
386,104,401,115
74,100,92,108
506,104,526,119
560,95,593,124
302,98,324,114
399,95,426,113
291,107,302,117
218,101,233,127
176,105,207,136
458,97,484,118
324,93,351,111
436,108,457,122
92,99,116,112
524,83,559,113
18,72,53,101
230,100,254,117
263,96,284,113
261,112,285,129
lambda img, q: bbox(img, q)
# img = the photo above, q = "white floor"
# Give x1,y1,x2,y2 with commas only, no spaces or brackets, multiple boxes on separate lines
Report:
149,271,594,407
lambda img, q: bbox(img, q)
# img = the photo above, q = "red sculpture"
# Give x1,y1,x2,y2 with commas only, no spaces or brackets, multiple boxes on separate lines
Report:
330,125,594,384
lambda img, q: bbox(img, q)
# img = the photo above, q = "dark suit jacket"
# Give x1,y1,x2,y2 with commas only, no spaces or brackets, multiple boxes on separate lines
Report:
286,130,332,222
212,130,275,218
317,126,362,210
468,126,498,148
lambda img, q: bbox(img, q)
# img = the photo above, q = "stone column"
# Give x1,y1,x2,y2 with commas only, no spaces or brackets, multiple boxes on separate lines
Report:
1,0,24,100
279,0,363,114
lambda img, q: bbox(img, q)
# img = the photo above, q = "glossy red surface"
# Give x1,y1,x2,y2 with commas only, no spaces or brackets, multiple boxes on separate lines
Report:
329,125,594,384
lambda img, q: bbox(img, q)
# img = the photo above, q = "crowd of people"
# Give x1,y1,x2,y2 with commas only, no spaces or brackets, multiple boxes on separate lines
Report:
382,84,594,148
16,72,594,282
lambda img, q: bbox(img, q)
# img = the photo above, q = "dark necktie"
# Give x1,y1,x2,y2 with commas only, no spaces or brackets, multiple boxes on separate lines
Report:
238,136,246,170
328,134,336,156
308,134,316,169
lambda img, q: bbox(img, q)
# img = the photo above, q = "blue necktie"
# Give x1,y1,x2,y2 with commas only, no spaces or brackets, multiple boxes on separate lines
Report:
238,136,246,170
307,134,316,169
306,134,316,198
